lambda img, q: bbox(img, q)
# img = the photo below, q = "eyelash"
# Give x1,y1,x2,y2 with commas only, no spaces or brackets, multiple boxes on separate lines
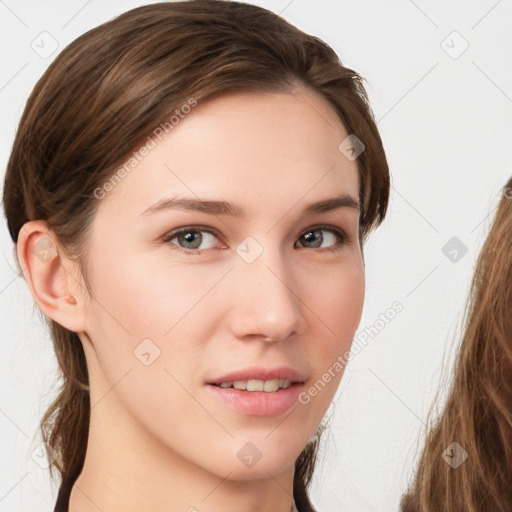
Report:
161,224,352,256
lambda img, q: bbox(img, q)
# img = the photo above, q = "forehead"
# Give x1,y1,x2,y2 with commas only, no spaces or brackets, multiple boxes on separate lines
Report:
96,87,360,220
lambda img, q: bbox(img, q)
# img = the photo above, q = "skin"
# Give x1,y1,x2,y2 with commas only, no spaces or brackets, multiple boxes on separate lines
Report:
17,86,365,512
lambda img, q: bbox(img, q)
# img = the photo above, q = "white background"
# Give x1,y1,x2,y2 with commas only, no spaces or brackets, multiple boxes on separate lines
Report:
1,1,511,511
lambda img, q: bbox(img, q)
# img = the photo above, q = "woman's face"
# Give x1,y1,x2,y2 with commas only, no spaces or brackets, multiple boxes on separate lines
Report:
79,87,364,479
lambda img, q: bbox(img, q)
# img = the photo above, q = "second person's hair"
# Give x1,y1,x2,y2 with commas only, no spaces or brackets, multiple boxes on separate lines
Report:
401,177,512,512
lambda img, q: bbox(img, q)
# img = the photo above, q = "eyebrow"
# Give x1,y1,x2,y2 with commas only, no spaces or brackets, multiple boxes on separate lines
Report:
141,193,361,217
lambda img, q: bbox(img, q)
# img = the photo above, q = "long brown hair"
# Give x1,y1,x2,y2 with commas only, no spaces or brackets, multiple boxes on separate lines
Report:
2,1,390,510
401,177,512,511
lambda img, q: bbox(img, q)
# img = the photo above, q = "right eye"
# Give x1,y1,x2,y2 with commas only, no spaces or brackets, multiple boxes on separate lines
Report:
162,226,224,255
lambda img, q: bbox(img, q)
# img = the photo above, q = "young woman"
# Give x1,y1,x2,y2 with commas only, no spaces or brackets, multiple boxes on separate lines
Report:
2,1,390,511
400,177,512,511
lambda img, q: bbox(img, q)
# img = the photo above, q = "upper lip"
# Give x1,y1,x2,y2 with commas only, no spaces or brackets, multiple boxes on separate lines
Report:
207,366,307,385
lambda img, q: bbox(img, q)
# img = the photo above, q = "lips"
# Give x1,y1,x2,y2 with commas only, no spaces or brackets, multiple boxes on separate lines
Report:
205,380,306,416
206,366,307,385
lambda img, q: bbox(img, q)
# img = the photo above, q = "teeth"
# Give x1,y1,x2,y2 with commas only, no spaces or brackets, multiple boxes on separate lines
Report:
217,379,292,392
247,380,264,391
263,379,278,392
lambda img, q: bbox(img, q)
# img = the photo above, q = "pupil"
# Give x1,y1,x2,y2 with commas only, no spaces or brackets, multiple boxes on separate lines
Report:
303,230,322,248
180,231,201,249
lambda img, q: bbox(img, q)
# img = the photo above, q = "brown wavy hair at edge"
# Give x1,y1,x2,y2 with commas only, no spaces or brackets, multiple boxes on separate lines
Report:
400,177,512,512
2,1,390,510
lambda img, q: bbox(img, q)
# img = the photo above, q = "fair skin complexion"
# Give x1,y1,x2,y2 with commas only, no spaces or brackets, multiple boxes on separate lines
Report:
17,87,364,512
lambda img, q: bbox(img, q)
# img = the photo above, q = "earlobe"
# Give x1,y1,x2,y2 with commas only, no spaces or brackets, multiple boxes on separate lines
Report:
16,220,86,333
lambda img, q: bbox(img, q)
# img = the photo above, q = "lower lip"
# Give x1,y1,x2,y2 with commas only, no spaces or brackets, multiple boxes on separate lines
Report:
205,383,305,417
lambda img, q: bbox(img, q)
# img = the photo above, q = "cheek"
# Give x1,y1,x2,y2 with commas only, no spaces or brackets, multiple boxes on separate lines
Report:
308,259,365,344
301,261,364,399
87,249,224,341
83,251,232,405
81,252,220,437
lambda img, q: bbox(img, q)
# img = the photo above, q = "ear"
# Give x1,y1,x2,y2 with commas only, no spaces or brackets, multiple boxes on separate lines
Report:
16,220,88,333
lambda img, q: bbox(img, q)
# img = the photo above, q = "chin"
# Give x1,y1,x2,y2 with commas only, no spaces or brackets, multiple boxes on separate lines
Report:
216,459,296,481
206,437,303,481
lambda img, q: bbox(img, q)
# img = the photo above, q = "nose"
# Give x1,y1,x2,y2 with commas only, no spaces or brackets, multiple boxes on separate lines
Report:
227,241,306,343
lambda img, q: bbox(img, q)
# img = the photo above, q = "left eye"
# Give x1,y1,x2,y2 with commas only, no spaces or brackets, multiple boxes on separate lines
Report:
162,225,348,254
296,226,347,250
